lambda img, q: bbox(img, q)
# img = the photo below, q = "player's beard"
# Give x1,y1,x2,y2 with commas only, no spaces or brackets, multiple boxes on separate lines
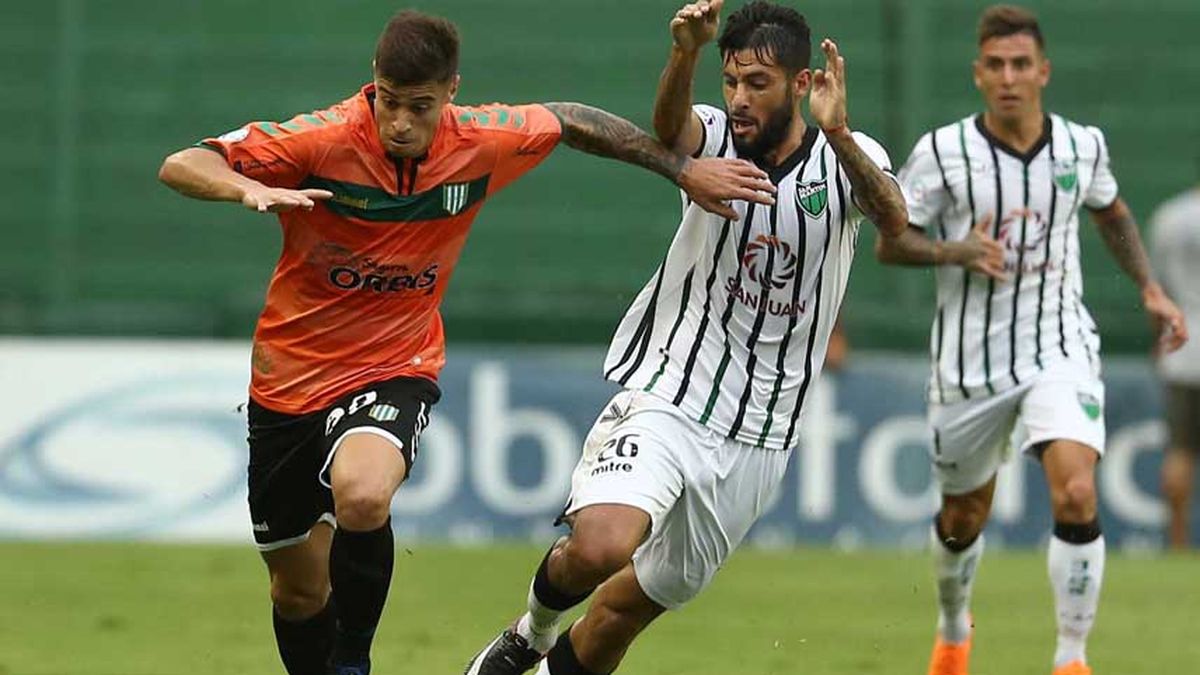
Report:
730,91,795,162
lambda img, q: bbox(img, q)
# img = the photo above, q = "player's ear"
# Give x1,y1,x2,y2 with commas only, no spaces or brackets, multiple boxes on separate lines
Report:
448,74,461,101
794,68,812,98
1038,56,1051,88
972,58,983,91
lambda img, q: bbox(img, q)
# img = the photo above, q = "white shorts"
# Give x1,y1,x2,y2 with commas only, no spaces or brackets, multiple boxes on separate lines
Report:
562,389,791,610
928,361,1106,495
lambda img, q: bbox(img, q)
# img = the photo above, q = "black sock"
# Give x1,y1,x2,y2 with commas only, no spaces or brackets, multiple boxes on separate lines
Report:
546,630,601,675
1053,519,1102,544
273,601,335,675
330,519,395,666
533,546,593,611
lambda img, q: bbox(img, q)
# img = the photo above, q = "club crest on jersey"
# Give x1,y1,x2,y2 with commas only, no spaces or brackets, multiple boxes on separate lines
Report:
796,181,828,217
1054,160,1077,191
442,183,470,215
1077,391,1101,420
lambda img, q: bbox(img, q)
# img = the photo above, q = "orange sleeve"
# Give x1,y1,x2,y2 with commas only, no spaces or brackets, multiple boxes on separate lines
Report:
197,112,332,189
467,104,562,194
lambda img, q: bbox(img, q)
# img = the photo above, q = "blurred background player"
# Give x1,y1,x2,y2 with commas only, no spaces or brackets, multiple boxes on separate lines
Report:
877,4,1187,675
465,1,907,673
1150,177,1200,549
158,8,775,675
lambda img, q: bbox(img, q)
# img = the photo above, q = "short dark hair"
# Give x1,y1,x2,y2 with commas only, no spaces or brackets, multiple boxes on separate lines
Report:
718,0,811,72
978,4,1044,49
374,10,459,85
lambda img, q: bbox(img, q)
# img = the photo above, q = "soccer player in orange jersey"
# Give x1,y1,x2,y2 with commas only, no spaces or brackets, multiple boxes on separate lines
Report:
158,10,776,675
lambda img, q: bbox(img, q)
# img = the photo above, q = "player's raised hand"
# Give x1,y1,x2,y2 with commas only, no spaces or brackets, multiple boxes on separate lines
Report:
1142,283,1189,355
241,185,333,213
678,156,776,221
670,0,723,52
961,214,1009,281
810,38,849,133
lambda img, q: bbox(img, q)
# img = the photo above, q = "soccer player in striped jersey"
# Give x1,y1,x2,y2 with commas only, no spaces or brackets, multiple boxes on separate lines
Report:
878,6,1188,675
1150,181,1200,549
158,9,777,675
466,2,907,674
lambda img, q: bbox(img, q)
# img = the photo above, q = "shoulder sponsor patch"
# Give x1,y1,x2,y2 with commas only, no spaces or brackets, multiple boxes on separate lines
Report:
368,403,400,423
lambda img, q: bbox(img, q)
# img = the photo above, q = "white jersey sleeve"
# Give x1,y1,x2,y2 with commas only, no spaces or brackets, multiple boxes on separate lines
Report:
897,132,949,229
843,131,901,221
692,104,728,158
1083,126,1119,209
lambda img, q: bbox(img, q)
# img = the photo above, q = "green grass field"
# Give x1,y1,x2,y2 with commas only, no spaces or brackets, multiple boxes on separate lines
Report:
1,542,1195,674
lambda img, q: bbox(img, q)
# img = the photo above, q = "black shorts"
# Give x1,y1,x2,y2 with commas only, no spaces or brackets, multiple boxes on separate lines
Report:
246,376,440,550
1165,383,1200,452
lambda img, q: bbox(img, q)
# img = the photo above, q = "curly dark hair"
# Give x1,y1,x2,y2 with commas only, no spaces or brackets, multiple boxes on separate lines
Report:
718,1,812,72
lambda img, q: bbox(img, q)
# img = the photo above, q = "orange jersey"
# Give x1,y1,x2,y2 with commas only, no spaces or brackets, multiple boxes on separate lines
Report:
200,84,561,413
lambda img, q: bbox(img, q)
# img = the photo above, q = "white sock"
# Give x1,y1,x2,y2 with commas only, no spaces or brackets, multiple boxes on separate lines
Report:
515,580,562,654
932,525,984,644
1047,534,1105,667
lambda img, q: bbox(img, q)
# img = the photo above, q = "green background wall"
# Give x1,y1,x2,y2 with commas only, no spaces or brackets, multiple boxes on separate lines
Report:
5,0,1198,351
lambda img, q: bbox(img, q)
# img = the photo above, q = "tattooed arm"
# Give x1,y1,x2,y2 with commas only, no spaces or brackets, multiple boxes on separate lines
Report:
808,39,907,236
542,101,774,219
1089,197,1188,352
1089,197,1153,287
825,128,909,236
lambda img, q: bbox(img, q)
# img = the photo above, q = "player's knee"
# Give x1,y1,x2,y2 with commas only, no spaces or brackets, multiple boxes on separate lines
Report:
560,537,635,588
333,482,393,531
1052,475,1097,520
270,578,329,620
1161,462,1191,503
939,503,987,541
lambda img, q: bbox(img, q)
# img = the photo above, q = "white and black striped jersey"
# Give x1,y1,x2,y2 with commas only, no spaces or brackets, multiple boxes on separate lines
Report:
900,114,1119,403
602,104,893,450
1151,188,1200,384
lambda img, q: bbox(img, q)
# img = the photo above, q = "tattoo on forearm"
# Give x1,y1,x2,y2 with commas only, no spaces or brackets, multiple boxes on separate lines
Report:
544,102,685,183
1094,202,1153,287
827,133,906,233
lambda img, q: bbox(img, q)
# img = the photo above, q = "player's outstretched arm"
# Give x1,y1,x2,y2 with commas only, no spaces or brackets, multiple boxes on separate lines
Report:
875,214,1008,281
158,147,331,213
542,101,774,220
1089,197,1188,353
809,39,907,236
654,0,722,154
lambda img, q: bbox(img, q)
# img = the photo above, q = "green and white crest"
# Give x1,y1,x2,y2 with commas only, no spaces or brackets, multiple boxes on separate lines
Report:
796,181,828,218
1077,391,1101,420
443,182,470,216
1053,159,1077,192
